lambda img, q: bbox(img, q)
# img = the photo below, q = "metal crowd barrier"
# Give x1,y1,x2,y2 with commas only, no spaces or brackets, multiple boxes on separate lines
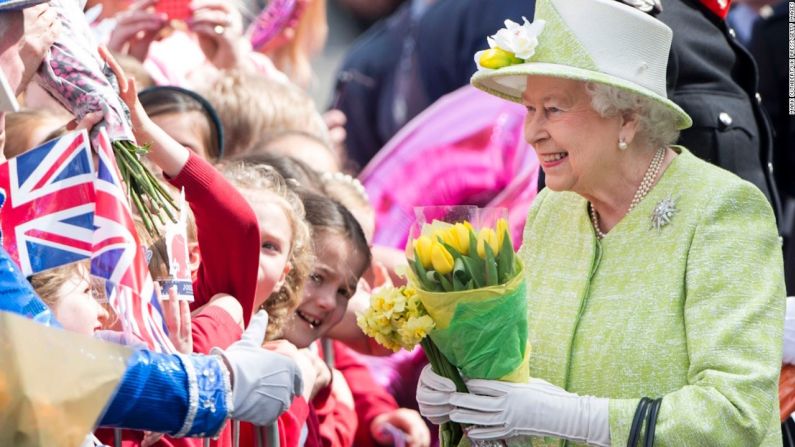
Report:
112,422,279,447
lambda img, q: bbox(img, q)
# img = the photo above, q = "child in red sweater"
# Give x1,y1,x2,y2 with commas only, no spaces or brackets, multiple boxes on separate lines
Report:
237,191,372,447
99,47,309,447
245,155,431,447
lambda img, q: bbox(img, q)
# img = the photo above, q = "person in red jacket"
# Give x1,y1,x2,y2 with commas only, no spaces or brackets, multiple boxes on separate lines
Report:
97,47,312,447
238,191,372,447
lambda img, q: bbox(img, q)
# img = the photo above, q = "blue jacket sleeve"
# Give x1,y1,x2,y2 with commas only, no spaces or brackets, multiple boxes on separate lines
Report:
99,349,232,437
0,247,232,437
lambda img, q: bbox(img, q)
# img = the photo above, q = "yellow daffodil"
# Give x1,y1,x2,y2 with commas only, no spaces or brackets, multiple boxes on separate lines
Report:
398,315,436,348
413,235,434,269
478,48,523,69
442,223,471,255
431,242,454,275
357,285,434,352
477,228,500,258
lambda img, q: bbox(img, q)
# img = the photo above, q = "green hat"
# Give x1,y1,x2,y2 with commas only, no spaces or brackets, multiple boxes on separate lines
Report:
470,0,692,130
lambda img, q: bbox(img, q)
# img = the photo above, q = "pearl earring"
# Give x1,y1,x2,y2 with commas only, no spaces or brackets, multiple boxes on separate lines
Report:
618,138,628,151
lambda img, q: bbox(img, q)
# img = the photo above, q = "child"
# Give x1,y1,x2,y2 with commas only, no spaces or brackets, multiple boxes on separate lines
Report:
101,47,308,447
30,261,110,336
200,72,330,158
239,191,372,447
249,129,341,173
317,176,430,447
219,162,313,340
138,85,225,161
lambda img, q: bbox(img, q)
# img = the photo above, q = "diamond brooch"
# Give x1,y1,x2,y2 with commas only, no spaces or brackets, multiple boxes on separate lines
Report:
651,196,677,231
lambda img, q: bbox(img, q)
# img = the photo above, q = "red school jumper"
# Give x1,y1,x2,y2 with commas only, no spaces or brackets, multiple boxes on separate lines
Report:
97,153,261,447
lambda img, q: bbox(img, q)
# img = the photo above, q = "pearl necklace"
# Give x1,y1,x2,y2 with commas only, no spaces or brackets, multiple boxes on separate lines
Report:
590,147,666,239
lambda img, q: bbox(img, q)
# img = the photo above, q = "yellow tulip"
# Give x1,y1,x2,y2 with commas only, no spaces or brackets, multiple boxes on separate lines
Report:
441,223,471,255
477,228,500,258
431,242,455,275
478,48,523,69
496,218,510,250
413,235,434,269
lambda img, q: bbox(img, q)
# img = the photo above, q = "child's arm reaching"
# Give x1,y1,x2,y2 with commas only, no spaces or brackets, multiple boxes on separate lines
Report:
100,46,189,178
101,47,261,324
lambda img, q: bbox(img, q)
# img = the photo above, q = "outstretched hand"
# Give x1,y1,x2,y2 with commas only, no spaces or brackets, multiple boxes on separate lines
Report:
371,408,431,447
99,45,190,177
98,46,149,131
157,284,192,354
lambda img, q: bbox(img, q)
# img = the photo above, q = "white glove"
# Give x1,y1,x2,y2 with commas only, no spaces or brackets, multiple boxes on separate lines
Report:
416,364,457,424
448,377,611,446
212,310,303,426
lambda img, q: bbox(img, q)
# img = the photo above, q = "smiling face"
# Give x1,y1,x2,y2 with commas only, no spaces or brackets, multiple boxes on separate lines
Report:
243,190,295,311
53,266,109,335
282,230,368,348
522,76,623,195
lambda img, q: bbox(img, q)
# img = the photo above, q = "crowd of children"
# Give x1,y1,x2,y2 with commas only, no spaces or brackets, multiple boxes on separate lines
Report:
1,1,432,446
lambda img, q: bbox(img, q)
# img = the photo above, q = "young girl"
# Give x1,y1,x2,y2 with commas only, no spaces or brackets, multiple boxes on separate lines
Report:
30,261,109,336
219,162,313,341
238,191,372,447
138,85,225,161
102,47,309,447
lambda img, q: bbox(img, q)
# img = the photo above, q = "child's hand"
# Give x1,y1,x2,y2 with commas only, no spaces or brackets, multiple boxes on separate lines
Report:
99,45,190,177
301,349,332,400
158,284,193,354
64,111,104,134
20,4,61,94
141,431,165,447
98,45,151,132
371,408,431,447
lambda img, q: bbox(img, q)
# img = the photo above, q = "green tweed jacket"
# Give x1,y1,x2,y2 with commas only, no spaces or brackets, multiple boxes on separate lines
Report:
517,148,785,446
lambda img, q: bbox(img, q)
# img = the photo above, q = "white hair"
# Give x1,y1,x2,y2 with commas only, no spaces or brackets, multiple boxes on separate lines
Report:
585,82,680,148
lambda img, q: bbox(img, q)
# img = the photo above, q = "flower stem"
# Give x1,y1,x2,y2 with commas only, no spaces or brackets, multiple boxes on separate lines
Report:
112,140,176,237
421,338,467,447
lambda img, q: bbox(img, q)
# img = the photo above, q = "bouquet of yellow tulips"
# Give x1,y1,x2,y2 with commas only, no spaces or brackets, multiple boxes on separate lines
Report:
407,208,529,377
411,217,516,291
358,206,529,447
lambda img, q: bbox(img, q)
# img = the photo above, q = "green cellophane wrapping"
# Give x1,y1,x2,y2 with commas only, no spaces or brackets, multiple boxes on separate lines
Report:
415,261,530,382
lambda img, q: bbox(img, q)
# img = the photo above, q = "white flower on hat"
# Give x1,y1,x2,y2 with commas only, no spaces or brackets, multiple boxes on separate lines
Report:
490,17,546,60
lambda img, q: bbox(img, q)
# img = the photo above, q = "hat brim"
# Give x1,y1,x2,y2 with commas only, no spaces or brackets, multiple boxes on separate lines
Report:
0,0,47,10
471,62,692,130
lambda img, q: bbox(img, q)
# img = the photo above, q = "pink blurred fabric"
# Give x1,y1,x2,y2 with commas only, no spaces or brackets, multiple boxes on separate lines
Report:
144,31,288,87
360,85,539,251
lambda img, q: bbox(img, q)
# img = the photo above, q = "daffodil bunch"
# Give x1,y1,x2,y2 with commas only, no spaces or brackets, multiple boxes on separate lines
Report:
357,285,469,447
410,218,516,292
357,286,435,352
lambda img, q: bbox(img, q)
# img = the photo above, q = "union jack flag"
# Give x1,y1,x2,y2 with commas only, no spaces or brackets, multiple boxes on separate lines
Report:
0,130,96,275
92,128,174,353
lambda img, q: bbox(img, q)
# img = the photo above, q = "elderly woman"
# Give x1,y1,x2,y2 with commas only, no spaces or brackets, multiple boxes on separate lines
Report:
416,0,785,445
